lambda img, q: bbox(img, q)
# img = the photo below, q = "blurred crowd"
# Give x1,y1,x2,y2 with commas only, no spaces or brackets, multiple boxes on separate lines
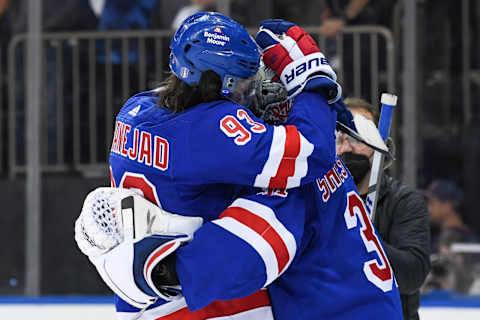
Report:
422,179,480,295
0,0,396,65
0,0,479,299
0,0,397,42
0,0,398,165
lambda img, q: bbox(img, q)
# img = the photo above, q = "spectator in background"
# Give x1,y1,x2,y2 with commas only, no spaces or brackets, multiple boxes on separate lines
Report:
0,0,9,44
87,0,162,164
6,0,97,165
230,0,273,27
0,0,7,13
321,0,371,36
89,0,105,17
425,179,476,254
93,0,161,80
424,179,477,294
336,97,430,320
97,0,159,31
92,0,161,84
171,0,217,30
169,0,272,31
321,0,395,36
272,0,324,26
7,0,97,33
320,0,396,99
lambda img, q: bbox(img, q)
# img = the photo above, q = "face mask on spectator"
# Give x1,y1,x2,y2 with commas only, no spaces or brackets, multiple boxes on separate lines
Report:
341,152,371,185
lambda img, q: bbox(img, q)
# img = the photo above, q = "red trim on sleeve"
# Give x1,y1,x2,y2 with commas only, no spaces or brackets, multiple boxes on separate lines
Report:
156,289,271,320
268,125,301,189
220,207,290,275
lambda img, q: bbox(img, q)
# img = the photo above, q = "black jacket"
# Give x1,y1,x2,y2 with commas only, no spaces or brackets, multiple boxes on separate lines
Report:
373,175,431,320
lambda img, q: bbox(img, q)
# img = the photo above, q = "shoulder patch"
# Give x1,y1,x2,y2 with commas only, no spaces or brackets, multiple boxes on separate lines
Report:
128,105,141,117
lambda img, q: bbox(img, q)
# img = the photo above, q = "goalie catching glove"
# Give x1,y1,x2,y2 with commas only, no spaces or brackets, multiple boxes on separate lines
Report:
74,187,203,309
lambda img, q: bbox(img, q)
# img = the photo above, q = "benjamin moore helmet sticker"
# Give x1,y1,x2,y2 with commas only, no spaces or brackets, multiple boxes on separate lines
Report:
204,26,231,46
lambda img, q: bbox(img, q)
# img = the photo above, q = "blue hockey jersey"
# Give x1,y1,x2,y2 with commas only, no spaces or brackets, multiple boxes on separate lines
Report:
174,164,403,320
110,90,403,319
109,89,337,193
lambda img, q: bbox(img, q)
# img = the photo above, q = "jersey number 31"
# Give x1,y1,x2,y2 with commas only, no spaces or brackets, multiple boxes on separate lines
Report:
344,191,394,292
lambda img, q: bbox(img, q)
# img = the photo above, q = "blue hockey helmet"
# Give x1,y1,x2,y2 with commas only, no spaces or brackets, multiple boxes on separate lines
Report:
169,12,261,99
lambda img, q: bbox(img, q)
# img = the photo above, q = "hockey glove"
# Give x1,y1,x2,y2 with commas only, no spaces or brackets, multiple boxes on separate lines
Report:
74,187,203,309
255,19,341,103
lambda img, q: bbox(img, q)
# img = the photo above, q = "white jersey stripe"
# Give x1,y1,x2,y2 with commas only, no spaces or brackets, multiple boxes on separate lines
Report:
213,217,279,286
286,132,314,188
254,126,286,188
255,125,315,189
230,198,297,276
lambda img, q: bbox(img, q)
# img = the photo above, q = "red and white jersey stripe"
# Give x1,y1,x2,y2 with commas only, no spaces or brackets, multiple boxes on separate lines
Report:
116,289,273,320
254,125,314,190
212,198,297,286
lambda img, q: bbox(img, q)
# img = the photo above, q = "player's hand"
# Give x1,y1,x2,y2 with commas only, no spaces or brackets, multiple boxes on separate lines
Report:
74,187,203,308
255,19,341,103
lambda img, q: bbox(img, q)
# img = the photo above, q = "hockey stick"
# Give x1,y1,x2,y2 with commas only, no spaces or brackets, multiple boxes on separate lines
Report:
366,93,397,221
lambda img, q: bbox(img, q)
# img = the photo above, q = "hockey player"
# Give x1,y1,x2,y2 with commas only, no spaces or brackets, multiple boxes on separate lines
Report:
75,13,403,319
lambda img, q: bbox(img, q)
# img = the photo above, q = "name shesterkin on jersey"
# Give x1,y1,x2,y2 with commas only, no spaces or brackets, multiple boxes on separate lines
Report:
111,120,169,171
316,159,350,202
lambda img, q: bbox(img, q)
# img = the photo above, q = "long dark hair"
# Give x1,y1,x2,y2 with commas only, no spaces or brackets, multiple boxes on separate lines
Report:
158,70,227,113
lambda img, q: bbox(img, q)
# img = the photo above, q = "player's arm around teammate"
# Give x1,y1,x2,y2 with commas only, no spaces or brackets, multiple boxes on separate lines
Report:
75,185,308,314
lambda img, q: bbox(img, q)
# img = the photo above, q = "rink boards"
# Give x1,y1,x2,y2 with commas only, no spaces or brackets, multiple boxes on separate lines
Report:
0,296,479,320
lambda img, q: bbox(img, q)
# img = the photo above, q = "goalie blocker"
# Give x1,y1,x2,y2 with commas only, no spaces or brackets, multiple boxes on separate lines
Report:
74,187,203,309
